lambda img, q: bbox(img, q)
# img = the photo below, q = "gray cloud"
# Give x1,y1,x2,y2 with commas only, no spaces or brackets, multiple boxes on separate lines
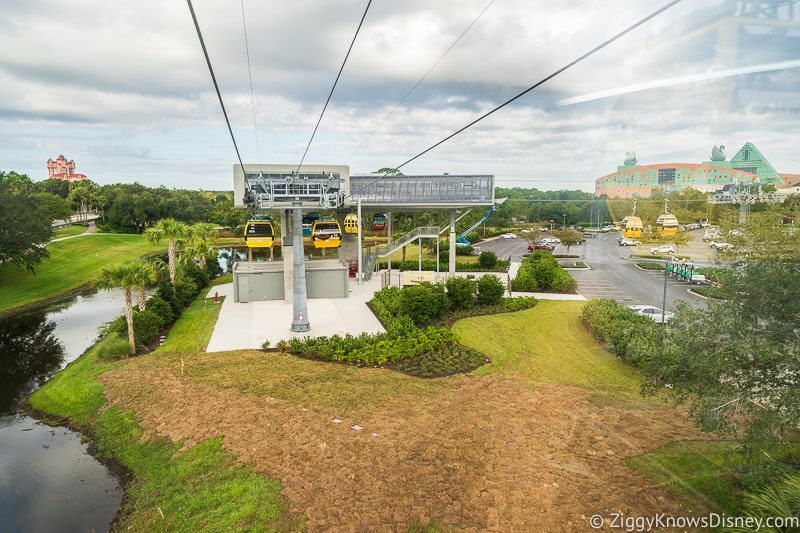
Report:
0,0,798,191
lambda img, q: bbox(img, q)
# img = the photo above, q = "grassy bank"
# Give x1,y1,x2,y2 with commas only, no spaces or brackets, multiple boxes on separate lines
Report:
29,287,302,532
454,300,643,399
0,234,163,315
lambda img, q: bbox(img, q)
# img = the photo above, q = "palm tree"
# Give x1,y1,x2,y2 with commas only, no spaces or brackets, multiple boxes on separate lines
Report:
145,218,188,288
131,260,156,311
185,223,218,270
96,262,140,354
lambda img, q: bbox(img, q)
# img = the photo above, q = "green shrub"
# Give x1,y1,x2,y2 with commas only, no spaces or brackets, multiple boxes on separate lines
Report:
735,473,800,531
132,309,165,346
398,282,449,326
511,270,539,292
581,299,663,359
375,258,509,272
370,285,403,323
512,250,577,293
97,333,132,360
145,294,175,325
478,251,498,269
445,276,476,310
502,296,537,312
476,274,505,306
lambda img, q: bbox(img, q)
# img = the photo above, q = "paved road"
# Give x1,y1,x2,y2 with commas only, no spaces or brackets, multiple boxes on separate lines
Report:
479,231,711,313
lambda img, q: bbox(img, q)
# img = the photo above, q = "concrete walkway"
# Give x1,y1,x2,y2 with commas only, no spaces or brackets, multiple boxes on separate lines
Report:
204,266,585,352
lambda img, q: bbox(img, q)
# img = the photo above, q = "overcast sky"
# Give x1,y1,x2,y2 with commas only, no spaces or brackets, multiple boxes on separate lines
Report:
1,0,798,192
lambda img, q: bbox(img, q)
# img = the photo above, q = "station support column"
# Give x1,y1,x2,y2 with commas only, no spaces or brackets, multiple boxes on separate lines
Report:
449,209,456,275
290,201,310,332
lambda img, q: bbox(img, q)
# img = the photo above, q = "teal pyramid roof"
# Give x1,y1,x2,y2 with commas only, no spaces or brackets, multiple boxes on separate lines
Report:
729,142,783,185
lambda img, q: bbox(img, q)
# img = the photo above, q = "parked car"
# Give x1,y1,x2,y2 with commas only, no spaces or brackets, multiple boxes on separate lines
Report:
709,241,733,250
500,232,517,239
541,236,561,244
628,305,674,323
618,238,640,246
583,231,598,238
650,245,675,254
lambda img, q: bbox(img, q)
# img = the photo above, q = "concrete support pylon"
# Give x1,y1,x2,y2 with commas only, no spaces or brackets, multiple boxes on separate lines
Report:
290,202,310,332
449,209,456,275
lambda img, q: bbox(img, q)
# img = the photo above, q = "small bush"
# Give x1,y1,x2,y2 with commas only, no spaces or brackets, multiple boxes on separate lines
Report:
478,251,498,269
398,282,449,326
476,274,505,306
445,276,476,310
145,294,175,325
512,250,577,293
97,333,132,360
132,309,165,346
502,296,537,312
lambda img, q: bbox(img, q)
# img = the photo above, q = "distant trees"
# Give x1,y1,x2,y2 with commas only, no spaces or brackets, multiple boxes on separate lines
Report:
0,171,53,273
98,184,248,233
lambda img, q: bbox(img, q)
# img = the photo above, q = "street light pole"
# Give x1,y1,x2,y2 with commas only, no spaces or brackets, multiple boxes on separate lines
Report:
661,259,669,326
562,214,566,230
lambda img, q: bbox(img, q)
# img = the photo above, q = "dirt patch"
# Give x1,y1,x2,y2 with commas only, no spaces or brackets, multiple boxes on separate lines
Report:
100,361,707,532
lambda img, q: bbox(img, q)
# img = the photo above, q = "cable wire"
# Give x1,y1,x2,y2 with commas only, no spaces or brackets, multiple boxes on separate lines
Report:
186,0,246,175
346,0,496,163
350,0,683,197
296,0,372,172
241,0,261,162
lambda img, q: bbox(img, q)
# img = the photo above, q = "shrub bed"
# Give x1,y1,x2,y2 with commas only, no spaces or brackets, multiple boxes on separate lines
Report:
581,298,664,362
275,279,536,378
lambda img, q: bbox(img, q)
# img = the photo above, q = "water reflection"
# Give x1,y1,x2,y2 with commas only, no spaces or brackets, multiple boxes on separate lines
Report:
0,289,130,533
0,310,64,415
0,416,123,533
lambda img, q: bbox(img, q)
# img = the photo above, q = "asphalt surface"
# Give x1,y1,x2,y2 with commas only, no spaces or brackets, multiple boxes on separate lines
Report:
477,230,714,312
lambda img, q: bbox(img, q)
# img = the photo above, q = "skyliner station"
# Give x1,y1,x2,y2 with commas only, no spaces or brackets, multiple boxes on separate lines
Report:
229,164,497,335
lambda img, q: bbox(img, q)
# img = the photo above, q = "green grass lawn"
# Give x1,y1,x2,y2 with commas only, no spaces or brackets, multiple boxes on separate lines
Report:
53,224,89,239
0,234,164,314
454,300,643,399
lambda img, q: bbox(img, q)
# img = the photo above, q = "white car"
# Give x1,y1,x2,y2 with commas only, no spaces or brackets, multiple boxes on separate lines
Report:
500,233,517,239
618,238,640,246
541,236,561,244
710,241,733,250
650,245,675,254
628,305,674,323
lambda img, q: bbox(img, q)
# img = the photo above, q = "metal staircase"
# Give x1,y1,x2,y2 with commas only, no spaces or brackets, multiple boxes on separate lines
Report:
361,226,439,280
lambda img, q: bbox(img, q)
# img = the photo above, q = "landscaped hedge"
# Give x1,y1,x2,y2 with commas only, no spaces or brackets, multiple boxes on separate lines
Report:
376,257,509,272
512,250,577,293
581,298,663,361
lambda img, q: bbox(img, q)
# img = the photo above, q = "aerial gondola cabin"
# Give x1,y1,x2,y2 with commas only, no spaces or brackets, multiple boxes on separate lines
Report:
302,212,321,237
243,216,275,248
343,213,359,234
619,216,643,239
311,220,342,249
655,213,679,236
371,213,388,231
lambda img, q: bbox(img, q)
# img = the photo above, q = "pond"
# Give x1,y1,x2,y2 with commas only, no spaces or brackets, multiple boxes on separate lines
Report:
0,290,129,532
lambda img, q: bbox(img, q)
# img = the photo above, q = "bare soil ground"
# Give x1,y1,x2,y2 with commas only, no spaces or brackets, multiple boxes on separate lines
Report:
100,351,709,532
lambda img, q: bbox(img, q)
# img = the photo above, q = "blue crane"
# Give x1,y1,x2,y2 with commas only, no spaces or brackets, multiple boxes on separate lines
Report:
457,207,495,245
